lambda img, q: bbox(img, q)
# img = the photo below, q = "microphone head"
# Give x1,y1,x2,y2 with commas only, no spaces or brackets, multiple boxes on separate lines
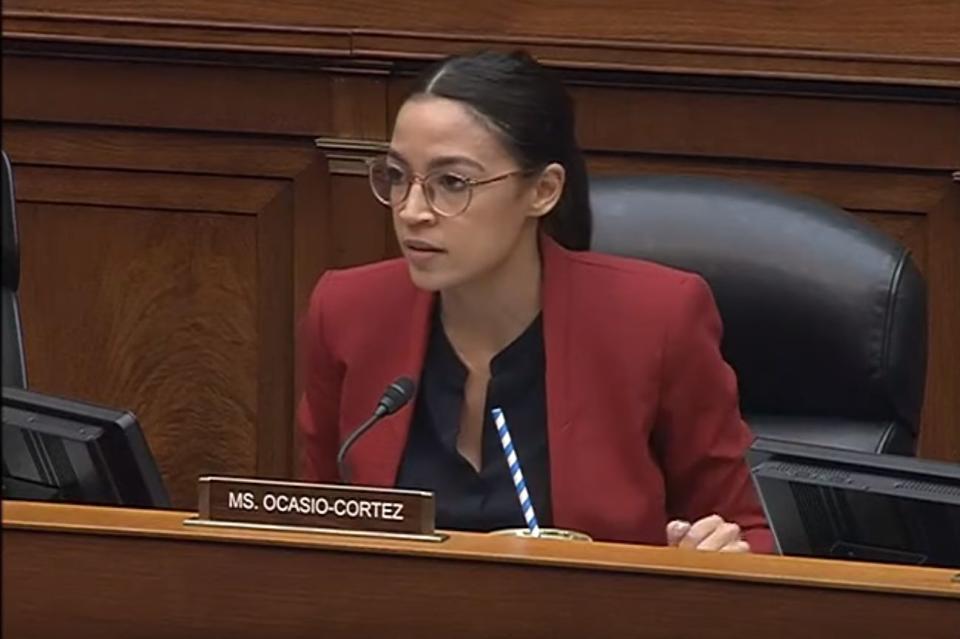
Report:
378,376,416,415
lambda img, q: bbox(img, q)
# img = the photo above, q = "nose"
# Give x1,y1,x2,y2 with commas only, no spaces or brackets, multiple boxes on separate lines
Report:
395,181,436,225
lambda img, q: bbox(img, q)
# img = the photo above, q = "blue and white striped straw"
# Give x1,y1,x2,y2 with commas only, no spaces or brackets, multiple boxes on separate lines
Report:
492,407,541,537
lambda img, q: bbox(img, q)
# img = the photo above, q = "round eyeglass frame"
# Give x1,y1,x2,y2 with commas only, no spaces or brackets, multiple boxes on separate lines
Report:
366,156,526,217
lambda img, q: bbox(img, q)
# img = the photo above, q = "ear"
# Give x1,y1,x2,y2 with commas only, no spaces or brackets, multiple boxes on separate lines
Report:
527,163,566,219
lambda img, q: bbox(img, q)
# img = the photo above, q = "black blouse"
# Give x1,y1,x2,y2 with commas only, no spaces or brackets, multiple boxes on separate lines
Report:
395,309,552,532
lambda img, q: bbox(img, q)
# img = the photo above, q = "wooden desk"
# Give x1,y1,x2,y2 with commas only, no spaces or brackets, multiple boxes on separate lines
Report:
3,501,958,638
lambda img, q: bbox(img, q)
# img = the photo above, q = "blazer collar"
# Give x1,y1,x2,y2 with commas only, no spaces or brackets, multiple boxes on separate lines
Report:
355,279,433,487
541,234,575,434
356,234,576,487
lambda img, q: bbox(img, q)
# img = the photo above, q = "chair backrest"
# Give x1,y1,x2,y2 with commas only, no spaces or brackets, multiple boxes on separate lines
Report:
589,175,926,455
2,150,27,388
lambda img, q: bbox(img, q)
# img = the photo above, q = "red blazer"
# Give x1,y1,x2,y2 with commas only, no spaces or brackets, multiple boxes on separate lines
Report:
298,236,773,551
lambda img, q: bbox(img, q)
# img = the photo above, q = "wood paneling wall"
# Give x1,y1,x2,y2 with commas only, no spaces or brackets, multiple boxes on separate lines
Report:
2,121,332,506
2,2,958,506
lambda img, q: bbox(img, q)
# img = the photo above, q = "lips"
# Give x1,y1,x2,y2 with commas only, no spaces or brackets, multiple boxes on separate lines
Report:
401,238,445,267
402,239,445,253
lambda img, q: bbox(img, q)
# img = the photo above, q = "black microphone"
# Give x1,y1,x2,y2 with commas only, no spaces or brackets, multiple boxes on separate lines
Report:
336,377,416,483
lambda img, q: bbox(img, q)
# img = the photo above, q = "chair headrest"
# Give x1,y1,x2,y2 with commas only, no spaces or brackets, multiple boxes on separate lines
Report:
590,175,927,430
2,150,19,291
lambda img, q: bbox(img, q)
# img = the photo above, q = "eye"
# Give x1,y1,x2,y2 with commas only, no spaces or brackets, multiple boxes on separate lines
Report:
436,173,469,193
385,165,408,185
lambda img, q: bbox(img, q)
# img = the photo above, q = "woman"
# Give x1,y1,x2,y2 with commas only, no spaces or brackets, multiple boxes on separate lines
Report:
299,50,772,553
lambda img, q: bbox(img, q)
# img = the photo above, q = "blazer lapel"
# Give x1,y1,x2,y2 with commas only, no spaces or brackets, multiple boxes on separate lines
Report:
541,235,580,528
355,236,577,496
542,235,574,433
352,283,435,487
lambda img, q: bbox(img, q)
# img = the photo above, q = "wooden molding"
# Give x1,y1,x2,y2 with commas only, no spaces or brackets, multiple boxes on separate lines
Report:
352,30,960,87
2,10,352,57
4,9,960,87
314,136,386,176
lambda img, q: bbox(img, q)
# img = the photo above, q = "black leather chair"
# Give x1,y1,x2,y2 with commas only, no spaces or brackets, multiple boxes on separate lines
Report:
590,175,926,455
2,150,28,388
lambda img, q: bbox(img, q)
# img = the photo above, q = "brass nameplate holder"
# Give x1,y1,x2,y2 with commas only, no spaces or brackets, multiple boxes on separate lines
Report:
184,476,445,542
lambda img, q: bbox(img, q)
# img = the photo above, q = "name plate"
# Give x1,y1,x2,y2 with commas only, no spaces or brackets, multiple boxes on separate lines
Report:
189,476,441,541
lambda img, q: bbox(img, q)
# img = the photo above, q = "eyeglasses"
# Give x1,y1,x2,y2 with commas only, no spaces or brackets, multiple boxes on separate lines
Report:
367,156,525,218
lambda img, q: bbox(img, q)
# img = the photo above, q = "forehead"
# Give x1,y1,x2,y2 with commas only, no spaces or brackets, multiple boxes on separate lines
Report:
390,96,510,167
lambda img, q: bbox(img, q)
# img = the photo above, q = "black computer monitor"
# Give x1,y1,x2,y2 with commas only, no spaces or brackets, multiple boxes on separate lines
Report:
2,387,170,508
748,438,960,568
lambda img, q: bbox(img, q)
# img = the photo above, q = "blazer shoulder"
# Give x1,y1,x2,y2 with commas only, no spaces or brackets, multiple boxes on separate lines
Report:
308,258,414,321
322,258,409,288
557,249,724,362
565,249,701,295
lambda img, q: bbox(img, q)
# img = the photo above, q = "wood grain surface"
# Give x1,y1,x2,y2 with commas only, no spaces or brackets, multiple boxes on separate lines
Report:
3,501,959,639
2,122,329,507
5,0,960,58
1,1,957,494
17,201,260,506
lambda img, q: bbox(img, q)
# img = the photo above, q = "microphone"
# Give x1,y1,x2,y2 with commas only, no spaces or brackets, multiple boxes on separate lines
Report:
336,377,416,483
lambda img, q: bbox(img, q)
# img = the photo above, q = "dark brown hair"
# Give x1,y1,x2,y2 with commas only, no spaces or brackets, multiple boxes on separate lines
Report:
408,50,592,250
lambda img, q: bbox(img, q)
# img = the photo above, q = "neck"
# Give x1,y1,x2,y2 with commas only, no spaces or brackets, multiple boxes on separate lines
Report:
440,227,542,359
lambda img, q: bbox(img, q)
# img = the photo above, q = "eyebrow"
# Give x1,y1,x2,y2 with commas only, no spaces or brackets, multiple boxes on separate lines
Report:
387,149,486,172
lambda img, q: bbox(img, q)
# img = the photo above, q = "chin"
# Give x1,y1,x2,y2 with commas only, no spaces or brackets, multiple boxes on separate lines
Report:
405,262,463,292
